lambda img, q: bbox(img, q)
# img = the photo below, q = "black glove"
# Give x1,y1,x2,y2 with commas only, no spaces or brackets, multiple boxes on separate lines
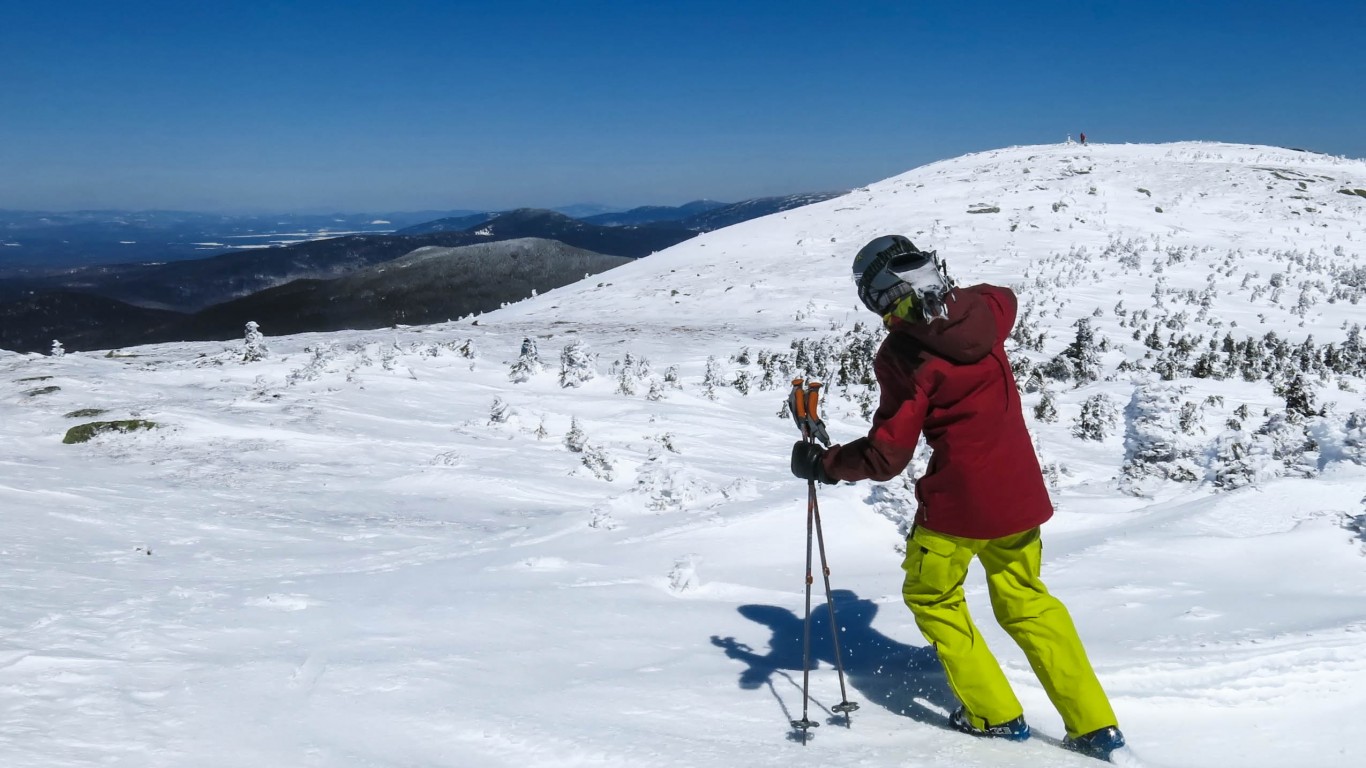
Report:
791,441,836,484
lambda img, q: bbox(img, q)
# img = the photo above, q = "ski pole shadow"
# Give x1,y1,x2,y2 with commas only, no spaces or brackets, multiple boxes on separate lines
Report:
711,589,956,729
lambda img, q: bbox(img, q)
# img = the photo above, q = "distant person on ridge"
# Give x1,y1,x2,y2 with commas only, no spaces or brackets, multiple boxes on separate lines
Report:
788,235,1126,762
1080,132,1088,145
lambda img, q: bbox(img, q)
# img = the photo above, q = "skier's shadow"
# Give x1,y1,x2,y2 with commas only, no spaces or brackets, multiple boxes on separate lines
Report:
711,589,955,730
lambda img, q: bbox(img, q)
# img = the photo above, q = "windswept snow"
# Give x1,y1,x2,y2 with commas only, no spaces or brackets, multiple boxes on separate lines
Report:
3,142,1366,767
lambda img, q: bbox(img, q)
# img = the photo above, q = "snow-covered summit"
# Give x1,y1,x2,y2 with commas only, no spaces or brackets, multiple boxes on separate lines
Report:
490,141,1366,340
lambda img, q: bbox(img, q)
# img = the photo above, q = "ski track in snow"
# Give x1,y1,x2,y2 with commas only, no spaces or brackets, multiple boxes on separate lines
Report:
4,142,1366,767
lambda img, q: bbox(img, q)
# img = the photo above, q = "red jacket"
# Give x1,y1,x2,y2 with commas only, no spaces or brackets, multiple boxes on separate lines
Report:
822,284,1053,539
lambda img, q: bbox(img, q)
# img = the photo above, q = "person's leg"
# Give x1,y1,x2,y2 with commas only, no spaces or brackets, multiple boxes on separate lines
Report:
978,528,1117,739
901,526,1021,729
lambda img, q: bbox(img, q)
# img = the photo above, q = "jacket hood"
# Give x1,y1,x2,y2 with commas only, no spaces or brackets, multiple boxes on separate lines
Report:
887,286,998,364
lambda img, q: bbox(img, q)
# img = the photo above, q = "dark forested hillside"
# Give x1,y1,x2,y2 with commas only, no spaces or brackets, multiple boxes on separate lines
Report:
179,238,631,339
0,238,630,352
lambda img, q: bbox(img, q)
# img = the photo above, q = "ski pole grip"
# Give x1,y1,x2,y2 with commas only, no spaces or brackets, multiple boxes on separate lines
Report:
806,381,821,421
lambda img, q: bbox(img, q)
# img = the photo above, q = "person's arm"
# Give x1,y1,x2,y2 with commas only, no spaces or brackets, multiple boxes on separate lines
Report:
821,354,928,482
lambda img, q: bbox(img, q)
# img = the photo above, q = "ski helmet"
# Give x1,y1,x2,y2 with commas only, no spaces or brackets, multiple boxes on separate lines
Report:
851,235,954,320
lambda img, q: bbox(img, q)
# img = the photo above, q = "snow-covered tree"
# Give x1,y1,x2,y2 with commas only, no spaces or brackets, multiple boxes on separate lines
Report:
1208,429,1274,490
702,356,724,400
581,445,615,481
1072,393,1119,441
565,417,587,453
488,397,512,425
1257,412,1318,478
646,378,666,402
1121,382,1202,494
1056,317,1103,384
663,365,682,390
50,340,65,357
559,340,595,388
1343,410,1366,465
508,338,542,383
243,321,269,362
1034,390,1059,423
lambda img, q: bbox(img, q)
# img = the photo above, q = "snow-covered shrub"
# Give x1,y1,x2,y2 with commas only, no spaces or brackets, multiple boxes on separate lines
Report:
1208,429,1276,490
243,321,269,362
508,337,542,383
565,417,587,453
1120,382,1203,494
1073,393,1119,441
663,365,682,390
646,378,666,401
635,455,695,511
1034,390,1059,423
1276,373,1319,420
1343,410,1366,465
488,397,512,425
1256,412,1319,478
451,339,477,359
286,345,335,385
1052,317,1104,385
581,445,615,481
854,388,877,421
616,366,637,396
702,356,724,400
1344,498,1366,545
379,341,399,371
559,340,595,388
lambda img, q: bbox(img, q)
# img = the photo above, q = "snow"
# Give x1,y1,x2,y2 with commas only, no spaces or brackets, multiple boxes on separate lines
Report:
4,141,1366,767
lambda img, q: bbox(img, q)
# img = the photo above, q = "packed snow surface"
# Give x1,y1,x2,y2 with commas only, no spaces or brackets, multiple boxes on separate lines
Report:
4,142,1366,767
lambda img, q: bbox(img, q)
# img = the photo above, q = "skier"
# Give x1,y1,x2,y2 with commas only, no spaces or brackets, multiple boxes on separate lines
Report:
789,235,1126,762
1080,132,1088,145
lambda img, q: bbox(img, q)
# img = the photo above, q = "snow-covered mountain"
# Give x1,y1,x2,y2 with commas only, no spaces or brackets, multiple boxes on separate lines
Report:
4,142,1366,768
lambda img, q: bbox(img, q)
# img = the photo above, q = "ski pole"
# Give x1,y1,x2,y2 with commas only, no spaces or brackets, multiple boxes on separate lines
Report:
791,454,820,739
804,382,858,723
787,380,858,743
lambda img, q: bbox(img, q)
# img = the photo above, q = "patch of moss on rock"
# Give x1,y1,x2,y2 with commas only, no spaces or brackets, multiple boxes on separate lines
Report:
63,420,159,444
64,408,109,419
24,385,60,397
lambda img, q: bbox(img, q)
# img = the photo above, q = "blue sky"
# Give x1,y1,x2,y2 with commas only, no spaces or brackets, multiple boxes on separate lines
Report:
2,0,1362,213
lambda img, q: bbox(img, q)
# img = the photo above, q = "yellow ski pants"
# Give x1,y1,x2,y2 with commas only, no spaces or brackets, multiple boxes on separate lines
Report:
901,525,1117,739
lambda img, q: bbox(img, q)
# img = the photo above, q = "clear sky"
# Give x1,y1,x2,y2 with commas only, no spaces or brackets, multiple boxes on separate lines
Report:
2,0,1362,213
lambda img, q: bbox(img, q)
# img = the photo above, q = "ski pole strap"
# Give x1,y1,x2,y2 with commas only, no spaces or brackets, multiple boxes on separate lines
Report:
804,382,832,448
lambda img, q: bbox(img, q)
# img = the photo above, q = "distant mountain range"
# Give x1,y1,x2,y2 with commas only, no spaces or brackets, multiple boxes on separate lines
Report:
404,194,846,234
0,190,847,353
0,210,695,313
0,209,480,269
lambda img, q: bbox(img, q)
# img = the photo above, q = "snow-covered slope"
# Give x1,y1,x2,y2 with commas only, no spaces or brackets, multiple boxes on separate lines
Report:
3,142,1366,768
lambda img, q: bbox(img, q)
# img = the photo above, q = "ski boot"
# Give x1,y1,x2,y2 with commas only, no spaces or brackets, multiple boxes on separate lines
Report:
949,706,1031,742
1062,725,1126,761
